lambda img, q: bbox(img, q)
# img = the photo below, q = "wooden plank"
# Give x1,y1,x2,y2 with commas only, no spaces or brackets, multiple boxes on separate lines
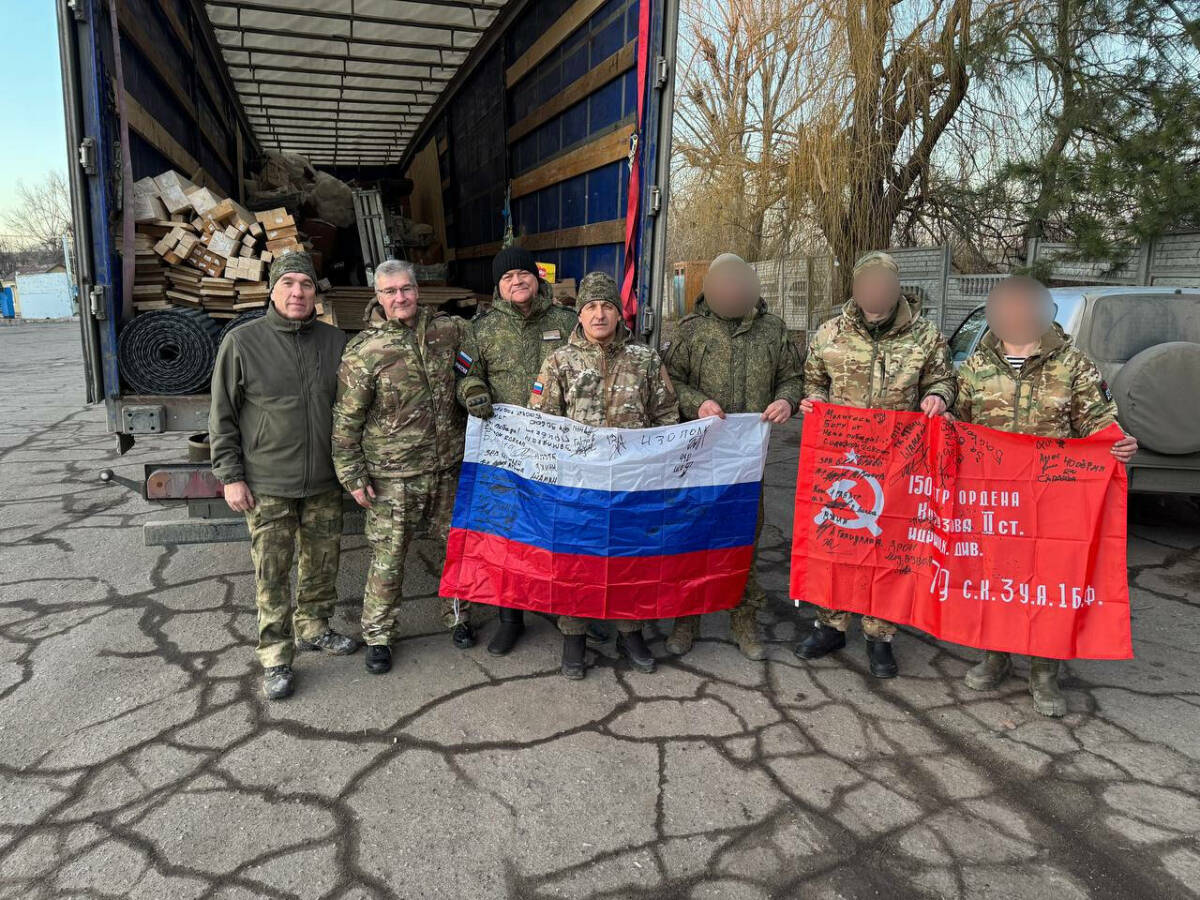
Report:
509,41,636,144
158,0,194,55
520,219,626,252
451,241,504,261
505,0,611,88
117,6,233,175
123,92,221,192
117,5,197,120
405,140,448,254
510,125,633,199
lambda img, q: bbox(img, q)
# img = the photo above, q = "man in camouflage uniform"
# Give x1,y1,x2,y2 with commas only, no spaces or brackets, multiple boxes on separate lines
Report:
455,246,578,655
794,250,957,678
210,252,359,701
332,259,472,675
954,275,1137,715
663,253,803,660
530,272,680,678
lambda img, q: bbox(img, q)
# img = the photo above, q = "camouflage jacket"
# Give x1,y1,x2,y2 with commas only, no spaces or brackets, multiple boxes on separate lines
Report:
804,296,956,411
331,309,466,488
954,326,1117,438
454,281,578,408
664,296,804,419
529,325,681,428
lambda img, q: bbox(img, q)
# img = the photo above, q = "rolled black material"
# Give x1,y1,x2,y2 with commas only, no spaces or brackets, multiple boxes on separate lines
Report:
117,308,221,395
217,308,267,346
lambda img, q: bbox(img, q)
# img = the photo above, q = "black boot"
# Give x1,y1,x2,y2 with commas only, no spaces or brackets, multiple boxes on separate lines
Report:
618,629,656,673
561,634,587,679
452,623,476,649
793,624,846,660
487,607,525,656
866,638,898,678
365,645,392,675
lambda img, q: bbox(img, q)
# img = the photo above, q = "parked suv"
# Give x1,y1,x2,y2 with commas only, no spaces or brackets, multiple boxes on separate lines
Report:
948,286,1200,494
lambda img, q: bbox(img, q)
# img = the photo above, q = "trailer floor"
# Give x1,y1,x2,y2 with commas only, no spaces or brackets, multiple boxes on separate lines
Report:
1,323,1199,900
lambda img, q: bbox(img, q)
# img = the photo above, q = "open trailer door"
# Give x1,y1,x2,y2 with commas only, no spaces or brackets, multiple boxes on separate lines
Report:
58,0,681,544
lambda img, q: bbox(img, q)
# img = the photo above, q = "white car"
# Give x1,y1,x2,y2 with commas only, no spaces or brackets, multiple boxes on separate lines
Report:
947,286,1200,494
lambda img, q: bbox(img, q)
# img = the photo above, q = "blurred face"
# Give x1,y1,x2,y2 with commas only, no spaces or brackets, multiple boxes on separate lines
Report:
703,263,758,319
852,268,902,318
987,284,1052,347
376,270,420,324
271,272,317,320
499,269,538,307
580,299,619,344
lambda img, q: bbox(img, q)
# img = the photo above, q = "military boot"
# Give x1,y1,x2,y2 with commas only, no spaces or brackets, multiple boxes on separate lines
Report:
263,665,294,700
665,615,700,656
1029,657,1066,717
865,638,899,678
295,629,360,655
793,623,846,660
618,630,656,673
487,607,525,656
729,605,766,661
365,645,392,675
964,651,1012,691
561,634,587,680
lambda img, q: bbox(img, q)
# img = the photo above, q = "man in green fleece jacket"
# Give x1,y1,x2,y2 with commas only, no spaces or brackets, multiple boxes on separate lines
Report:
209,252,360,701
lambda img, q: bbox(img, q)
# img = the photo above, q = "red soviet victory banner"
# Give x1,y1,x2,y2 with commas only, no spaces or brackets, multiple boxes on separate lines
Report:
790,403,1131,660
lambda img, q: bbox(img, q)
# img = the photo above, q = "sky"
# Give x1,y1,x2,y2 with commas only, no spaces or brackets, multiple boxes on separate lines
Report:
0,0,69,239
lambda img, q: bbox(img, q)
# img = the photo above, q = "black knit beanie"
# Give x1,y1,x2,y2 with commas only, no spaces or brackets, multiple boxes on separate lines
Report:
492,246,538,287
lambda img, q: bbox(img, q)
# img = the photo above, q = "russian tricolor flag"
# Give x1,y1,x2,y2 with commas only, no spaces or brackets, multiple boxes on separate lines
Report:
440,405,771,620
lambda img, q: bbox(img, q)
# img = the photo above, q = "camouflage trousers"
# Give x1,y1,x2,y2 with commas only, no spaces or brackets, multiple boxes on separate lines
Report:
362,467,469,645
244,488,343,668
816,608,897,641
559,616,644,636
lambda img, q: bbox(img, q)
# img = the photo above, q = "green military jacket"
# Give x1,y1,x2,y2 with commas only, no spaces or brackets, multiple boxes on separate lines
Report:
804,296,956,411
529,324,680,428
954,325,1118,438
455,281,579,408
209,304,347,498
664,296,803,420
331,308,466,488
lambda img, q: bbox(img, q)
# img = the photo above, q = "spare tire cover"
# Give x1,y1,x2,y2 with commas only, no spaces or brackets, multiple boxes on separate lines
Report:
1110,341,1200,454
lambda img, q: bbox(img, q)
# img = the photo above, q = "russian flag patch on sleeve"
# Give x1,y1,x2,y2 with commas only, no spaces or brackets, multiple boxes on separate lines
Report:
454,350,473,375
531,381,544,395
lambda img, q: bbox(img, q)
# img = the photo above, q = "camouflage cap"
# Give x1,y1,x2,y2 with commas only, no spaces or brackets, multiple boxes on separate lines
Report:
852,250,899,277
268,250,317,291
577,271,621,312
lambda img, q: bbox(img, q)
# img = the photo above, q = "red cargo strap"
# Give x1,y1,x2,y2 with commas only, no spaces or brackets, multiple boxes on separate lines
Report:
620,0,653,327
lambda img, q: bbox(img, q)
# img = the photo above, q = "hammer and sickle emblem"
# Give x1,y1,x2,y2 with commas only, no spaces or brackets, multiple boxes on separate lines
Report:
814,461,885,536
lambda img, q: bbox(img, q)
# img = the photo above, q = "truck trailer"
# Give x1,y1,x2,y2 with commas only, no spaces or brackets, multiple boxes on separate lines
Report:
56,0,680,542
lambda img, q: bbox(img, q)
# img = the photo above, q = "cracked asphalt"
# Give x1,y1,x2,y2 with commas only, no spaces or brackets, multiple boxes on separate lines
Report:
2,322,1199,900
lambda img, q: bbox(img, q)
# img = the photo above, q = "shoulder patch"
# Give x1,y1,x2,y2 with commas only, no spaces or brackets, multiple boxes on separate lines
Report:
1099,379,1113,402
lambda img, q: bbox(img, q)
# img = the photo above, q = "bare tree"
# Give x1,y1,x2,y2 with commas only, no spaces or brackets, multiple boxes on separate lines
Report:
3,171,71,250
784,0,1025,297
671,0,818,262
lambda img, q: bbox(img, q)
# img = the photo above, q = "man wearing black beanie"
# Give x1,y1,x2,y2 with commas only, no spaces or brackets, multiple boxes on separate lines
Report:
455,246,578,655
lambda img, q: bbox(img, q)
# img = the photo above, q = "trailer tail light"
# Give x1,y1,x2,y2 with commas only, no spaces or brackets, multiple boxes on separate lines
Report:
144,464,224,501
